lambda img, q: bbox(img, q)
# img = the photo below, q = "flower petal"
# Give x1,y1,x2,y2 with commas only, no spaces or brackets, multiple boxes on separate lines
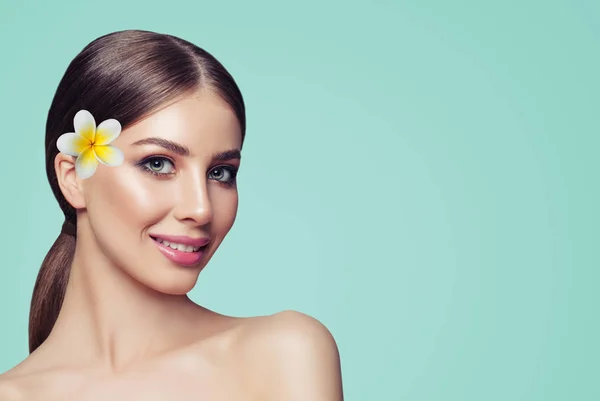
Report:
94,145,124,166
56,132,91,156
95,119,122,145
74,110,96,143
76,147,99,179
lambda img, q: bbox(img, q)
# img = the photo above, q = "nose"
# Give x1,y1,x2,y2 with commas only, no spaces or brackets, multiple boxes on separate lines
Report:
172,173,213,226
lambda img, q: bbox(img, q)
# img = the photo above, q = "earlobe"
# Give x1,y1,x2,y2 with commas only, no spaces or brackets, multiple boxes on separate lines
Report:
55,153,86,209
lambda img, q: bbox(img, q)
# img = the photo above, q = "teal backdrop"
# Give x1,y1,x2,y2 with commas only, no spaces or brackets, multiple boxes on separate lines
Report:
0,1,598,400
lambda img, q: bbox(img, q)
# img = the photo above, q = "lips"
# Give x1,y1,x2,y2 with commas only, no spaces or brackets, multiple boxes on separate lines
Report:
149,234,210,248
149,233,210,267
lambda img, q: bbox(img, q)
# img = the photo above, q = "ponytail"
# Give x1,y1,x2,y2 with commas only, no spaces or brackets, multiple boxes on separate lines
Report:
28,221,75,353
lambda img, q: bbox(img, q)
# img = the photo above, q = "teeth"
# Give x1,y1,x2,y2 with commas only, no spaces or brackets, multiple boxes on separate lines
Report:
154,238,203,253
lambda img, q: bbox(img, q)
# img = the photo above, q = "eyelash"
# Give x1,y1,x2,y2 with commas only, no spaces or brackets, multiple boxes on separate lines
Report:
136,156,238,186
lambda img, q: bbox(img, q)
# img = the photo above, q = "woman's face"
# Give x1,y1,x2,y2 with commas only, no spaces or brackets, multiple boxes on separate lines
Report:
81,91,242,295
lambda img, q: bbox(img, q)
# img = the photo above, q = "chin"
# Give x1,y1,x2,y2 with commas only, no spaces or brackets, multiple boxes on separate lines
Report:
130,258,205,295
144,272,201,295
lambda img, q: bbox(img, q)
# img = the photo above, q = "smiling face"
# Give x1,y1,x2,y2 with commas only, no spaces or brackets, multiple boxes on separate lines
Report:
79,90,242,295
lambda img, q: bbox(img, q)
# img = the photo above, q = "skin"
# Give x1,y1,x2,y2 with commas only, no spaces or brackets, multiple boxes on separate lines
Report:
0,90,343,401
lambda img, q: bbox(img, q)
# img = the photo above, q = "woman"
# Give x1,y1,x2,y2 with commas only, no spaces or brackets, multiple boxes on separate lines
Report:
0,30,343,400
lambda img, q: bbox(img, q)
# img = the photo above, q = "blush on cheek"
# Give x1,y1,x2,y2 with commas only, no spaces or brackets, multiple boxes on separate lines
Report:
212,191,239,234
90,168,172,235
117,172,172,224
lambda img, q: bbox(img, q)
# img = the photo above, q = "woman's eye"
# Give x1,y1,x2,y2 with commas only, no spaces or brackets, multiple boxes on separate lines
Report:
209,166,237,184
142,157,175,175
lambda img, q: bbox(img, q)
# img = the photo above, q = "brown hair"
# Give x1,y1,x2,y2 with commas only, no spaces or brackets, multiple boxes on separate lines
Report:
29,29,246,353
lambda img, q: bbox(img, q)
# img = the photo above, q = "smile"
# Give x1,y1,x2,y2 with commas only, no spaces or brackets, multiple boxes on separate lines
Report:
153,237,202,253
149,234,210,267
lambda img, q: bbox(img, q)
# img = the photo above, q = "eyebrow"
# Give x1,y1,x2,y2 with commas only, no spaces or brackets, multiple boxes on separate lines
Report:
131,137,241,160
213,149,241,161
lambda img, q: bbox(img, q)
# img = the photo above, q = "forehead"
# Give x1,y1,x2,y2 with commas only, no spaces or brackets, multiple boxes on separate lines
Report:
116,91,242,153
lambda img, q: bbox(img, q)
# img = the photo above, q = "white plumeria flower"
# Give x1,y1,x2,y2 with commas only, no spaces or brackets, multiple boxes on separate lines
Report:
56,110,124,179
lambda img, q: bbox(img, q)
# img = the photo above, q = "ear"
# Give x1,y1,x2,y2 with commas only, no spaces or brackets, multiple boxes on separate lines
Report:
54,153,86,209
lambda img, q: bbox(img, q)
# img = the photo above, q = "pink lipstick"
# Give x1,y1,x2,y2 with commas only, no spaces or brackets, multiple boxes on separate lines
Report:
149,234,210,267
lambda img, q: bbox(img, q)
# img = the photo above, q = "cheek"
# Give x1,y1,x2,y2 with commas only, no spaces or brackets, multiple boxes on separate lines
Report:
87,168,170,232
211,187,239,234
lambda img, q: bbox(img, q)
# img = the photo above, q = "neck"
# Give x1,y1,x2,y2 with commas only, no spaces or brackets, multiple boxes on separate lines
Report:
42,228,203,372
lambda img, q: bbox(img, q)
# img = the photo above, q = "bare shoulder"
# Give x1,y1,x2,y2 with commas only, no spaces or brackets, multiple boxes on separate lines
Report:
0,357,77,401
237,310,343,401
0,373,25,401
245,310,339,350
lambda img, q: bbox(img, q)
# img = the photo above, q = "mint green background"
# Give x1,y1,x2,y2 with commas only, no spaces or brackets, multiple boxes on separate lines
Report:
0,1,598,399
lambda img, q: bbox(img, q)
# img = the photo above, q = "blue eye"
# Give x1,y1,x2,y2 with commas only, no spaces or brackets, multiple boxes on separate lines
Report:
209,166,237,185
139,157,175,175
